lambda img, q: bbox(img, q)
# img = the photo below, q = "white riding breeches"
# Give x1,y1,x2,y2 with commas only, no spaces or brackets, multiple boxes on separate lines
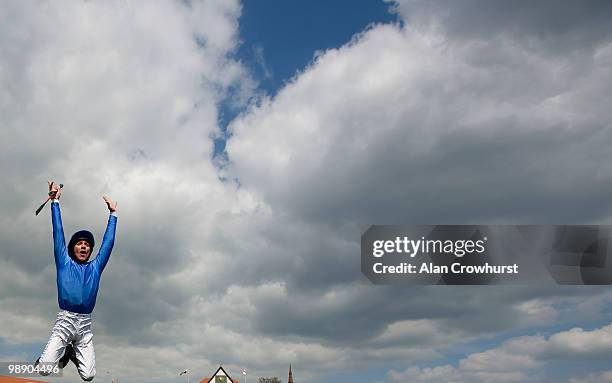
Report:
38,310,96,381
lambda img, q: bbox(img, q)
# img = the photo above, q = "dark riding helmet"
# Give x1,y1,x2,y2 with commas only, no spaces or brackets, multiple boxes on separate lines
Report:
68,230,95,262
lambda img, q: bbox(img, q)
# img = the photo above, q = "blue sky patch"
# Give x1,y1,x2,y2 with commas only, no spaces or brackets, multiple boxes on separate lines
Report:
214,0,398,158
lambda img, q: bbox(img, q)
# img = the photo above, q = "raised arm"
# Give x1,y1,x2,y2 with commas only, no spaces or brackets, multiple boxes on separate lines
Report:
94,196,118,273
49,181,69,266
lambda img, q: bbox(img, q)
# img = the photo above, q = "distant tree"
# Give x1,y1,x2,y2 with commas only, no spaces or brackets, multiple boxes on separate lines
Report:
257,377,281,383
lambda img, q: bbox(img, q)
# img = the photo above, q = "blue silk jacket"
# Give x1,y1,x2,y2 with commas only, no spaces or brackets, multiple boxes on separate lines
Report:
51,201,117,314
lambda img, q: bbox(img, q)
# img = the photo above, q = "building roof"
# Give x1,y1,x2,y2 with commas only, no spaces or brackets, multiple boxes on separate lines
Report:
0,376,48,383
199,365,239,383
200,379,240,383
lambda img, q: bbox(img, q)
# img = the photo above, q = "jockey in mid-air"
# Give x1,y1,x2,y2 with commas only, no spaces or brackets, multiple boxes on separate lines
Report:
36,181,117,381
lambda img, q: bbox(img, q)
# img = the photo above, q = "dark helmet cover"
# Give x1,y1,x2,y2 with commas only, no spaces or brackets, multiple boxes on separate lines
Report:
68,230,95,262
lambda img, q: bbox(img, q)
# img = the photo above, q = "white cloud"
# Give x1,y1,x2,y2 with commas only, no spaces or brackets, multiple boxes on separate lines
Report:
459,336,545,372
570,371,612,383
548,323,612,357
227,15,612,225
389,365,462,383
388,322,612,383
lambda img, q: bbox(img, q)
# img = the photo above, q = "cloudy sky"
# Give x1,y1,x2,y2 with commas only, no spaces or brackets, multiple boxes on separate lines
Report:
1,1,612,382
